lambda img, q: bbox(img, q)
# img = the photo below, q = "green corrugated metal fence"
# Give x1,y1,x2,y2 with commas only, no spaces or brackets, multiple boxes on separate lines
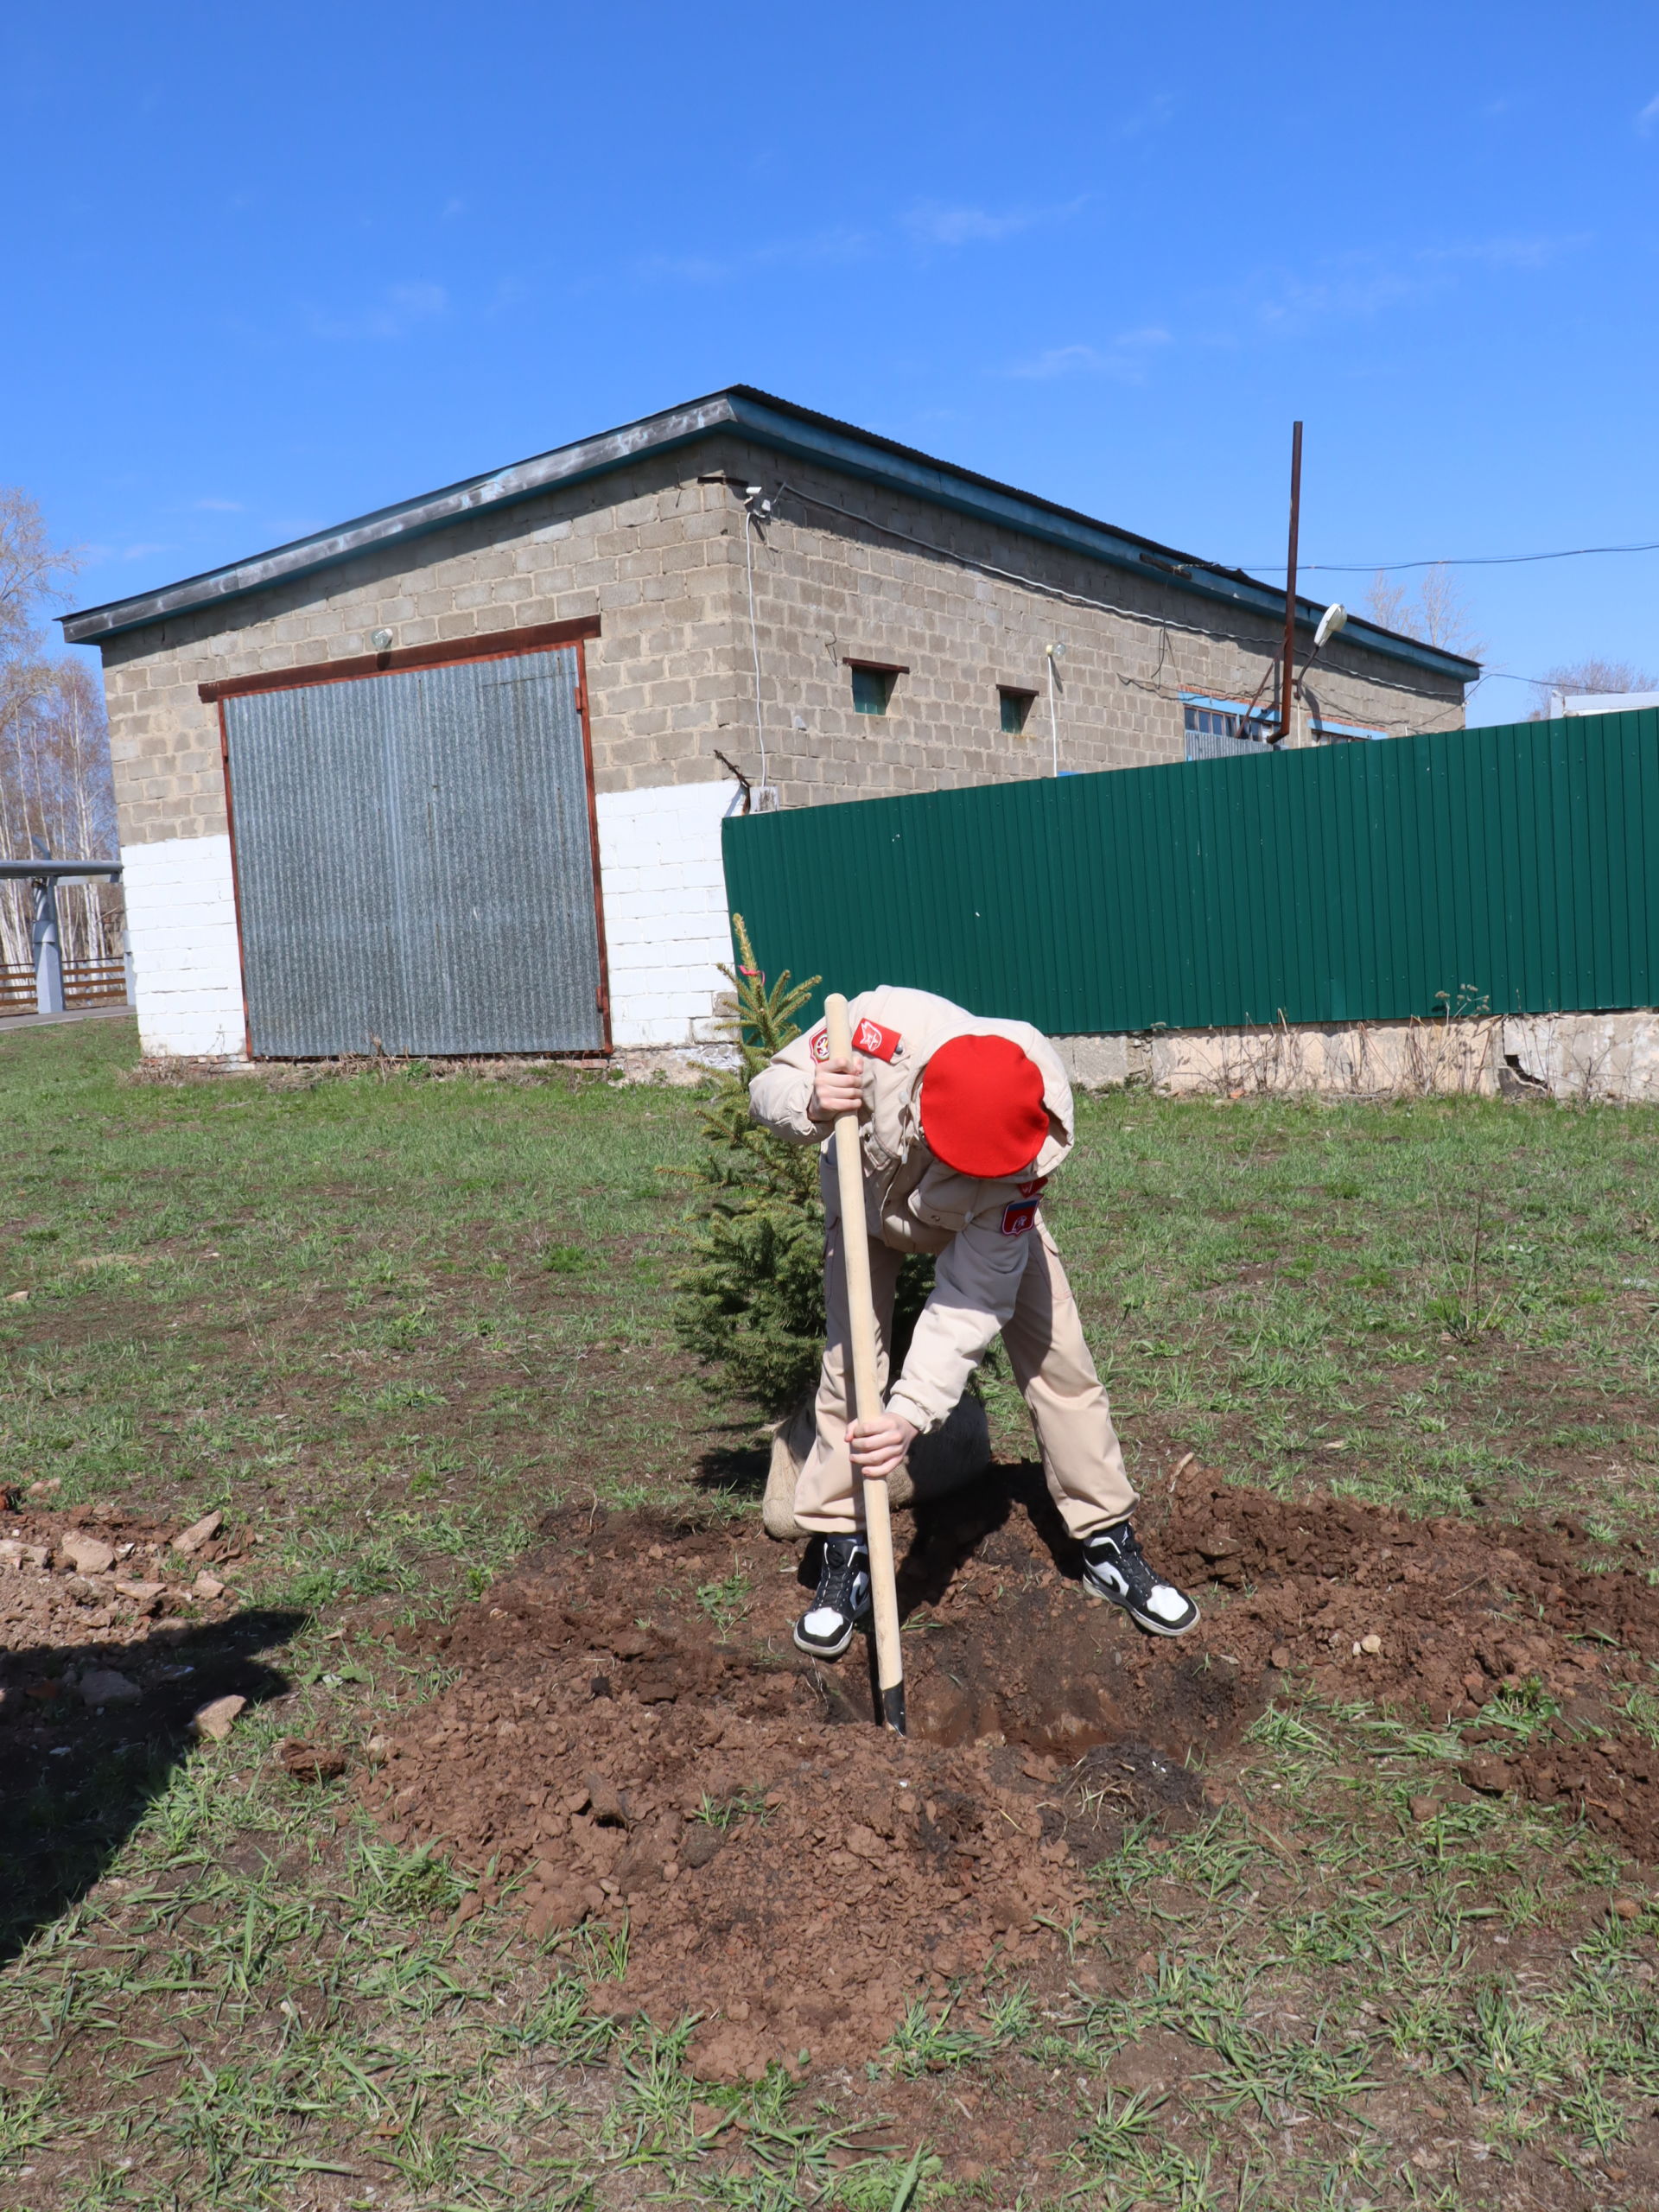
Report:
720,708,1659,1033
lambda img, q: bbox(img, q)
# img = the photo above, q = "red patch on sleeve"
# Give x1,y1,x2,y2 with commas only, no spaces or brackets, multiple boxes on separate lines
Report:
1000,1199,1039,1236
809,1027,830,1062
1016,1176,1048,1198
853,1016,902,1063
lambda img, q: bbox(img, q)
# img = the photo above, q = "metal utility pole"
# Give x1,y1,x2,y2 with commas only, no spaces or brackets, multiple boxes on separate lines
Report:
1276,420,1303,747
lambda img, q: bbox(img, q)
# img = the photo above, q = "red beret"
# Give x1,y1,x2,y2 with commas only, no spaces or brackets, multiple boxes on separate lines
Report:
919,1033,1050,1179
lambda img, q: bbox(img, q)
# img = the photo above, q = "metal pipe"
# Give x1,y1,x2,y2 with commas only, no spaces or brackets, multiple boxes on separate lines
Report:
743,497,771,797
31,876,65,1014
0,861,122,880
1277,422,1303,747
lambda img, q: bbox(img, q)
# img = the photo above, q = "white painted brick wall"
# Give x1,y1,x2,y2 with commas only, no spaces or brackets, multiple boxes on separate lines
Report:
595,779,738,1047
120,833,247,1058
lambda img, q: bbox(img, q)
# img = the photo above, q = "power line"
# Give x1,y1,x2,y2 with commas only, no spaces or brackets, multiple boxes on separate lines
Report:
1236,538,1659,576
769,480,1463,703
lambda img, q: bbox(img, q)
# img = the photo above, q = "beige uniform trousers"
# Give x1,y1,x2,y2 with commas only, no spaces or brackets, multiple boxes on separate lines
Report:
794,1217,1137,1541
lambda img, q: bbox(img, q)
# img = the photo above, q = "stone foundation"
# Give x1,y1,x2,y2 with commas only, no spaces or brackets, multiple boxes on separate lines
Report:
1053,1008,1659,1104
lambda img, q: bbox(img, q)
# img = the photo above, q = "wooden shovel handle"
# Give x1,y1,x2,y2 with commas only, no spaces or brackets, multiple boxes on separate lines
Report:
823,992,906,1734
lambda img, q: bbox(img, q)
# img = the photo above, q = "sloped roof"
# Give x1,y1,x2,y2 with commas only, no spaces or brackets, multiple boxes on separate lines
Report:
60,385,1478,681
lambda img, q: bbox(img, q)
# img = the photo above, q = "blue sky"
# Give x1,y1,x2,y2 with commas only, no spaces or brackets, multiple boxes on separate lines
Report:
7,1,1658,716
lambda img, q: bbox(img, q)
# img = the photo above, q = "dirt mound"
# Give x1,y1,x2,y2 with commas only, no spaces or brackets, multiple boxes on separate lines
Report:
362,1469,1659,2077
1159,1476,1658,1714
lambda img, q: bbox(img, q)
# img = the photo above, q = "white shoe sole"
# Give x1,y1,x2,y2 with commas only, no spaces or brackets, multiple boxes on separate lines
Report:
1084,1576,1201,1637
792,1617,862,1659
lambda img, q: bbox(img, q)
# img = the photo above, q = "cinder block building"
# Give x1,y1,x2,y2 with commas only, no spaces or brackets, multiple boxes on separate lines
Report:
62,389,1477,1061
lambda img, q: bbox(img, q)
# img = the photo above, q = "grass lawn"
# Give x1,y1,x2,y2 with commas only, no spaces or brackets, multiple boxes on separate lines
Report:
2,1013,1656,2209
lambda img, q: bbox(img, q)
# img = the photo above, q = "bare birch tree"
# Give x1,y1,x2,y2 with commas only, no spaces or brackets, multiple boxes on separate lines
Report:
1363,563,1484,659
0,489,120,973
1532,657,1657,712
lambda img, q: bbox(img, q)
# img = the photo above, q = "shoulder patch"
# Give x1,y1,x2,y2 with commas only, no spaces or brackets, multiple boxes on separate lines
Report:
999,1199,1039,1237
1016,1175,1049,1198
853,1016,903,1063
808,1026,830,1062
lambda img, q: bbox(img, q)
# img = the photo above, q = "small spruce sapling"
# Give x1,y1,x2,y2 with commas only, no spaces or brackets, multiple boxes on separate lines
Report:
673,917,935,1420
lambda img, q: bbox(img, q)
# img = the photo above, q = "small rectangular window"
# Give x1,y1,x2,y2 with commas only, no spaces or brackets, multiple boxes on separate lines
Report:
998,687,1036,735
1183,699,1273,760
849,663,899,716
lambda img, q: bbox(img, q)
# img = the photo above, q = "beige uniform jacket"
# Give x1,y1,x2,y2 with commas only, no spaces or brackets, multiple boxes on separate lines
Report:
748,985,1075,1438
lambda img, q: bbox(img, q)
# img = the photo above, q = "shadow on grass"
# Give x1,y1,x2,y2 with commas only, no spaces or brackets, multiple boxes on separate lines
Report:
693,1434,771,1503
0,1606,303,1966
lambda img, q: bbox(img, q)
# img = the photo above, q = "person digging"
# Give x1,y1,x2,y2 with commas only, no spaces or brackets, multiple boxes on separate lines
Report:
749,983,1199,1657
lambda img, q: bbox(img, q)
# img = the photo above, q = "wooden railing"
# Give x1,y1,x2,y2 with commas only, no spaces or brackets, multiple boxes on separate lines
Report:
0,960,130,1014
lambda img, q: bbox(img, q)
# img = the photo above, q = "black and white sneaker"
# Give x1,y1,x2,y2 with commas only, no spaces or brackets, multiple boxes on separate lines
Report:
793,1536,872,1658
1081,1522,1200,1637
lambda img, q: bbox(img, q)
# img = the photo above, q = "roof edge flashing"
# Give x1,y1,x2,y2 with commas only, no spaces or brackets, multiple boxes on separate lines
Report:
60,395,744,645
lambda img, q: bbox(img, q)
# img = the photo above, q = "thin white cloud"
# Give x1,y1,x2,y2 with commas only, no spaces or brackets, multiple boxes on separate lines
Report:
390,282,446,315
639,195,1078,291
1008,344,1103,379
634,227,871,285
903,196,1086,249
733,227,872,272
193,498,244,512
1230,232,1591,340
484,275,531,317
1421,232,1590,271
1115,93,1175,139
120,543,174,561
306,282,448,341
637,251,733,284
906,203,1032,246
1639,92,1659,133
1253,267,1422,329
1004,328,1173,382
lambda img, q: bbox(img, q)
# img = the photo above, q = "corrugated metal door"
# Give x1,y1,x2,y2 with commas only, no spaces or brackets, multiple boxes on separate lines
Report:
224,647,606,1056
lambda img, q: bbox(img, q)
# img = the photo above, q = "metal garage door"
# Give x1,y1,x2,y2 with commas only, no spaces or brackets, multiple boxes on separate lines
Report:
223,645,606,1056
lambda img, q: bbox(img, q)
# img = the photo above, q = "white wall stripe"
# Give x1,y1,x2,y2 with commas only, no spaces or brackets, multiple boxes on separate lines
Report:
120,833,247,1058
595,781,737,1047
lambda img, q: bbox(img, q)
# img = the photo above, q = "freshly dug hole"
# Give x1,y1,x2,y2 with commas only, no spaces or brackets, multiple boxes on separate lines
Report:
362,1468,1659,2078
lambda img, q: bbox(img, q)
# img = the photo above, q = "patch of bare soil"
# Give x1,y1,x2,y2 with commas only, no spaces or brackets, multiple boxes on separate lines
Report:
362,1467,1659,2079
0,1494,302,1966
1157,1474,1659,1858
0,1495,250,1703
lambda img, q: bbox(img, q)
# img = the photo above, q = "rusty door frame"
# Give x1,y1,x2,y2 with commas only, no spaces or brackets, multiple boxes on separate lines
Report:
208,619,610,1058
